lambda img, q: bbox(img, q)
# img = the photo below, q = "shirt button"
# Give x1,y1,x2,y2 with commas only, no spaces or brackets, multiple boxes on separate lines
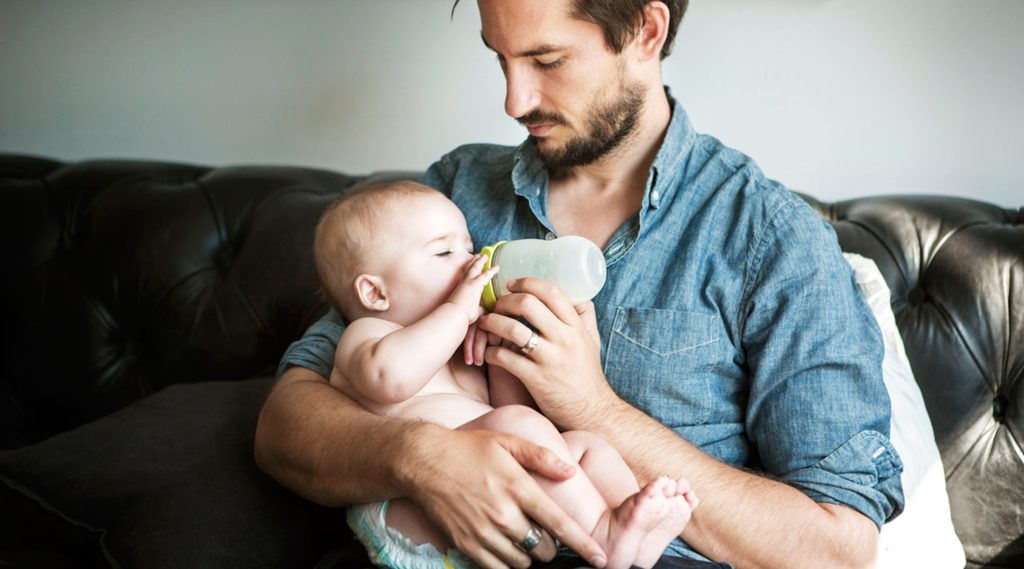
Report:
651,190,660,203
545,232,556,240
535,188,541,196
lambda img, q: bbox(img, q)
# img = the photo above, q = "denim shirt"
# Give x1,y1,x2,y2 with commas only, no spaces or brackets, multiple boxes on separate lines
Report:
280,95,904,561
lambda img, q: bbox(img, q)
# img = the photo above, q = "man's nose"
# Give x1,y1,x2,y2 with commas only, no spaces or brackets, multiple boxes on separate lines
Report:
504,66,541,119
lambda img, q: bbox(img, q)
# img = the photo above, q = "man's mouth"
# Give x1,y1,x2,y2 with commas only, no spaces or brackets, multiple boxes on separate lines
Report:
526,124,554,136
518,110,564,137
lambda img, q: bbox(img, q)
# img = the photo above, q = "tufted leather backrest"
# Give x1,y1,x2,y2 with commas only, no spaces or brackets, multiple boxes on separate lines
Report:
799,194,1024,567
1,155,1021,567
0,155,354,446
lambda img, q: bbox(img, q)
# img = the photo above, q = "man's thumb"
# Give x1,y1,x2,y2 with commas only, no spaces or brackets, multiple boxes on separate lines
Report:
506,438,576,481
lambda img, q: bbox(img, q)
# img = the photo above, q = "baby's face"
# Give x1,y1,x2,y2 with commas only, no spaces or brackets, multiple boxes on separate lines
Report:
376,193,476,325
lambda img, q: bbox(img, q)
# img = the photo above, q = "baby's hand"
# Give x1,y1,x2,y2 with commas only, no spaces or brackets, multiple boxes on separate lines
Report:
446,254,499,325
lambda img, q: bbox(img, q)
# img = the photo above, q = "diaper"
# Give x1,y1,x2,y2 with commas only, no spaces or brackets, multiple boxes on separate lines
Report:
347,500,479,569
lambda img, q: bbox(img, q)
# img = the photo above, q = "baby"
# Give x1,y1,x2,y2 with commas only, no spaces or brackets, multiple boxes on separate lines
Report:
314,180,698,569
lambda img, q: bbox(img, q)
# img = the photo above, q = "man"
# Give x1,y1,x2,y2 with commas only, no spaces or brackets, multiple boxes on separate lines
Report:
254,1,904,568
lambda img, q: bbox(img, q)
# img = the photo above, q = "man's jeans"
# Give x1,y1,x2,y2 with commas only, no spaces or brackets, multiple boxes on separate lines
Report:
546,555,733,569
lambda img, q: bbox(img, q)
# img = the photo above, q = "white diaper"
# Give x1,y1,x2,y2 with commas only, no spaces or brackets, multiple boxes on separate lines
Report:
347,500,479,569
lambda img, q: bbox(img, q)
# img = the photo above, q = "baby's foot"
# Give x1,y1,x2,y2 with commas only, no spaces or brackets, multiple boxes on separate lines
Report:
599,477,689,569
632,477,698,569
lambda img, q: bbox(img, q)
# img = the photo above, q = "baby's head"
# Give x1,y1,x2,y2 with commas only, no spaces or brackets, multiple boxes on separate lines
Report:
314,181,476,326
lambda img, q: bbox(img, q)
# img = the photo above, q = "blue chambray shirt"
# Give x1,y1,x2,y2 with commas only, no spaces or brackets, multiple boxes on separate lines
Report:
279,93,904,562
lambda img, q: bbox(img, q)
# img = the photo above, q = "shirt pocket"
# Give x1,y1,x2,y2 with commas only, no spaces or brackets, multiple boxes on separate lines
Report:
604,306,721,426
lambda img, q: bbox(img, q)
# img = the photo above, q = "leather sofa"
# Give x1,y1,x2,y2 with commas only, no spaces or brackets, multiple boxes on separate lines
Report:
0,153,1020,568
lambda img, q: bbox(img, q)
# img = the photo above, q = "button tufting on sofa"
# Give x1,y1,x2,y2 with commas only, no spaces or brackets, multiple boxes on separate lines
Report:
906,287,926,306
993,395,1008,421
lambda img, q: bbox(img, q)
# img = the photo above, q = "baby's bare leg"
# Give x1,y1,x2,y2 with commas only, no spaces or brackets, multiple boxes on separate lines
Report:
458,405,609,532
561,430,640,508
381,407,694,568
563,431,697,567
375,406,611,556
379,407,613,554
462,406,691,569
630,478,699,569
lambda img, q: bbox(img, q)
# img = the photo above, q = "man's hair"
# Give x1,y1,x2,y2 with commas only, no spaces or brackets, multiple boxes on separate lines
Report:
314,181,439,318
454,0,688,60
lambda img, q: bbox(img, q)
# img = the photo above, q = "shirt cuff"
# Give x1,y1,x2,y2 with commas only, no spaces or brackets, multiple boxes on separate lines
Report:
781,430,905,528
275,309,345,379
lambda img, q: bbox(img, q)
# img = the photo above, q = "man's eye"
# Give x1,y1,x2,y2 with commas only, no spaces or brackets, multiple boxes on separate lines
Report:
537,58,563,70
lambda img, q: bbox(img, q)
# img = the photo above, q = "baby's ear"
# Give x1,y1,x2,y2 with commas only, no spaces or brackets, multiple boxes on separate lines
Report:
354,274,389,312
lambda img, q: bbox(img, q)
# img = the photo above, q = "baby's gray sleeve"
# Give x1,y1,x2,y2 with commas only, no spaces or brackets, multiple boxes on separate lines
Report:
276,308,345,379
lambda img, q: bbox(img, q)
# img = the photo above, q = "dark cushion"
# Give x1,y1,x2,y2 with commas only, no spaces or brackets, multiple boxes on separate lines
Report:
0,379,351,569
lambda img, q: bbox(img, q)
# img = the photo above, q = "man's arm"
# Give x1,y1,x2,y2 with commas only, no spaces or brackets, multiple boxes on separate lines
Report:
255,365,428,506
576,396,880,569
478,276,889,569
255,365,607,568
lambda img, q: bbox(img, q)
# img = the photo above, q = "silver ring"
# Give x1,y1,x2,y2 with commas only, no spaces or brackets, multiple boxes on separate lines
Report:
520,332,539,355
517,526,542,551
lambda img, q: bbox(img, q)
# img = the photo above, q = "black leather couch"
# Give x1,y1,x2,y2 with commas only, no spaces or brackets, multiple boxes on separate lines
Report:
0,153,1021,568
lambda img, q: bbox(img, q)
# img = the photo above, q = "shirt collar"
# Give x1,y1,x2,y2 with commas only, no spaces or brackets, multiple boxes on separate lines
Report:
646,88,697,210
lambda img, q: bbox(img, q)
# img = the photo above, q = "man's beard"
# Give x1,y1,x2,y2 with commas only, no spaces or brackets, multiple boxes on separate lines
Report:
520,81,645,169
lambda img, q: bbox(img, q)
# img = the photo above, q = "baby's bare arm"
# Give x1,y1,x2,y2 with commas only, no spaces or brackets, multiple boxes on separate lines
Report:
337,254,498,405
336,309,469,404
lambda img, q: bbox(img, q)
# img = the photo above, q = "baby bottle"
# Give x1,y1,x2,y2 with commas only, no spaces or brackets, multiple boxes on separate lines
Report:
479,235,607,311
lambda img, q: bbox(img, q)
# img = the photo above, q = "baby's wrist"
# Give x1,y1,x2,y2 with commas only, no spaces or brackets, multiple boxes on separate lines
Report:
442,300,476,325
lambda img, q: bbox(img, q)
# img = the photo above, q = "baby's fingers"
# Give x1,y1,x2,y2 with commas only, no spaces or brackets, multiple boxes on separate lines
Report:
464,325,478,365
463,254,488,278
476,265,499,284
472,323,488,365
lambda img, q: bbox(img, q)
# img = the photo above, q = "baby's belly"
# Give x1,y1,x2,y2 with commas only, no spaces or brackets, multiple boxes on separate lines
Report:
387,393,494,429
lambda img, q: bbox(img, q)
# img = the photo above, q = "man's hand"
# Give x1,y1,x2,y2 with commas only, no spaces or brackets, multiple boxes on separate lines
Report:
476,277,618,430
399,424,607,569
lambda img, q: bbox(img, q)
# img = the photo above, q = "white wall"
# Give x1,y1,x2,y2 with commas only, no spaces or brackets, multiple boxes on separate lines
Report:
2,0,1021,206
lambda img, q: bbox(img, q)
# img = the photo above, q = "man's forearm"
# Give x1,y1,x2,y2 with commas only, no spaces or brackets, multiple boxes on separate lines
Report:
254,366,432,506
579,399,879,569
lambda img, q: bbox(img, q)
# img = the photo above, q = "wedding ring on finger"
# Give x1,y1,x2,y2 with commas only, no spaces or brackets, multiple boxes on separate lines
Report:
516,526,543,552
520,332,540,355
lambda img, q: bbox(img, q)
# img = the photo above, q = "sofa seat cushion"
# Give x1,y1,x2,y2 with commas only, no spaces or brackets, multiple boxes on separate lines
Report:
0,378,356,569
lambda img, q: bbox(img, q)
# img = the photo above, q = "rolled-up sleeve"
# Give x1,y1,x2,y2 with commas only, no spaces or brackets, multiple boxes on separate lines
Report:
783,429,903,526
741,194,905,528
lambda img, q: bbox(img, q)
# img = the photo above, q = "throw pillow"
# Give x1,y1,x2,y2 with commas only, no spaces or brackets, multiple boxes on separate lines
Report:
0,378,351,569
844,253,965,568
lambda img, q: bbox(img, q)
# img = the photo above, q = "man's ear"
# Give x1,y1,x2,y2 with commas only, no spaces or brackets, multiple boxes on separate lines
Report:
354,274,389,312
633,1,670,62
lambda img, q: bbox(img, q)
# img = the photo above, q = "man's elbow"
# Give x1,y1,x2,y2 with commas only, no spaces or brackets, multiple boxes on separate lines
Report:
253,386,291,481
841,533,877,569
819,503,879,569
251,368,334,503
252,403,276,475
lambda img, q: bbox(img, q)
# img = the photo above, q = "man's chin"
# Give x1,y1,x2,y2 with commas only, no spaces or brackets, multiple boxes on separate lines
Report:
532,140,564,168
